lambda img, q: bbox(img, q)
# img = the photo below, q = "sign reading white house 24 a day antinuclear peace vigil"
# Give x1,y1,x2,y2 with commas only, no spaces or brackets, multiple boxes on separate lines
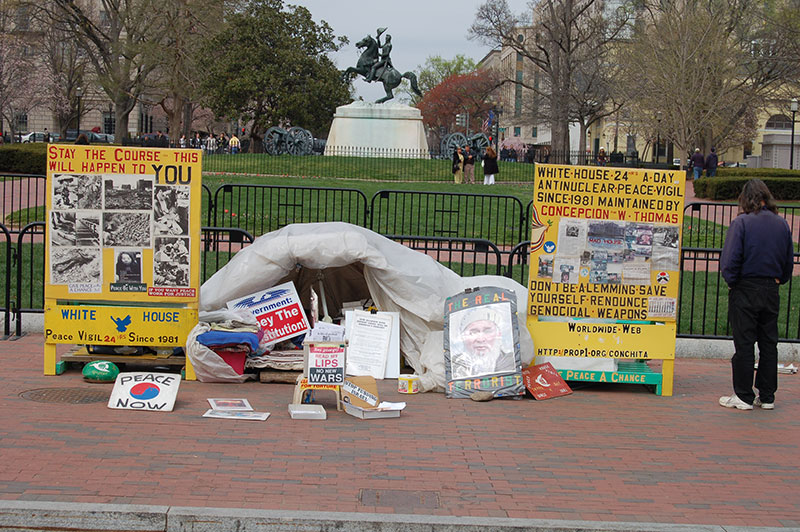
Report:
527,163,686,396
44,145,202,377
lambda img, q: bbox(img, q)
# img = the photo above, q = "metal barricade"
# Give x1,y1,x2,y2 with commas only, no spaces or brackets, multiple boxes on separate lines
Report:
14,222,45,337
385,235,503,277
0,174,47,233
213,184,368,236
0,223,11,337
371,191,526,261
201,227,254,284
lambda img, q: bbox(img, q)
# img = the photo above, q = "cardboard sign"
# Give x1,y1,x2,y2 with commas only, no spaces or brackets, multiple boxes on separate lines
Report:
226,281,310,344
108,372,180,411
341,376,379,408
522,363,572,400
307,343,345,385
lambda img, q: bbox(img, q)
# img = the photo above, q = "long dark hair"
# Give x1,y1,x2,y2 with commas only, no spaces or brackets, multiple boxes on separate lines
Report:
738,179,778,214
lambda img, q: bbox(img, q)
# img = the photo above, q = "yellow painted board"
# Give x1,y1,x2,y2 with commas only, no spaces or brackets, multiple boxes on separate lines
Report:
527,320,676,360
44,303,197,347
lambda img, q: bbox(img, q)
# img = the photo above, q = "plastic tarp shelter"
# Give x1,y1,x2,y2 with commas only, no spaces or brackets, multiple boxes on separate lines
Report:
200,222,534,391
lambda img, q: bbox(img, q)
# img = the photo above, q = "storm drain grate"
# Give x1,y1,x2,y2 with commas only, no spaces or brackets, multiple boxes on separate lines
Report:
359,489,440,510
20,387,109,404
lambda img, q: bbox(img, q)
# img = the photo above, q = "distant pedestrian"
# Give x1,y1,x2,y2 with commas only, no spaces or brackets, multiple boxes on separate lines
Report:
155,130,168,148
482,146,499,185
690,148,705,180
74,133,90,145
463,145,475,184
43,128,50,143
452,147,464,184
719,179,793,411
705,147,719,177
192,132,202,149
179,134,187,148
205,135,217,155
596,147,608,166
229,133,240,154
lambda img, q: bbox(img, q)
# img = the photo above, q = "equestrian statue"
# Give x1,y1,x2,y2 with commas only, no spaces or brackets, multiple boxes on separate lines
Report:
343,27,422,104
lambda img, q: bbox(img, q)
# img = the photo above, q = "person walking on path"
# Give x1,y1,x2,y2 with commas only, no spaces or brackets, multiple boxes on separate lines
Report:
452,147,464,184
705,147,719,177
482,146,499,185
463,145,475,184
719,179,794,411
690,148,705,180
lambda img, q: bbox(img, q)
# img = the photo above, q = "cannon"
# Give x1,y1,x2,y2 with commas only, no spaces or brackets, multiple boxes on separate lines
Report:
440,132,491,159
263,126,314,156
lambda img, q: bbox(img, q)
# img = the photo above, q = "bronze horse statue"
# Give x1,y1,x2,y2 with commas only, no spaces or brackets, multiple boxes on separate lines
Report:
343,34,422,104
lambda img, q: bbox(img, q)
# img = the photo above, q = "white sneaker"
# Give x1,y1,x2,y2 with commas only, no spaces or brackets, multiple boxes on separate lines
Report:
754,397,774,410
719,394,753,410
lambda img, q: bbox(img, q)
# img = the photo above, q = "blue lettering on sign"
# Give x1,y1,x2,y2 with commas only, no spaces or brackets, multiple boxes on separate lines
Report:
143,311,179,322
60,309,97,320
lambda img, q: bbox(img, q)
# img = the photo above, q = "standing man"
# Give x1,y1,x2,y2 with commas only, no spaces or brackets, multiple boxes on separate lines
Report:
719,179,794,410
690,148,705,180
463,145,475,184
229,132,240,154
705,147,719,177
452,147,464,184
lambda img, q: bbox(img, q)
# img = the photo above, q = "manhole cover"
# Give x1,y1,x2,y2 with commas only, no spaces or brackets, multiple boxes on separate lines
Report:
20,387,109,404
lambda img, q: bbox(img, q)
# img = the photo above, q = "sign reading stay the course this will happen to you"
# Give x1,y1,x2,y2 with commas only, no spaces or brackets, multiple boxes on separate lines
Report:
526,163,686,395
43,145,202,377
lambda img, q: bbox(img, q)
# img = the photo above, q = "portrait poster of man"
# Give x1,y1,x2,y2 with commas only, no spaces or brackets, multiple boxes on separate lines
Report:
444,287,524,399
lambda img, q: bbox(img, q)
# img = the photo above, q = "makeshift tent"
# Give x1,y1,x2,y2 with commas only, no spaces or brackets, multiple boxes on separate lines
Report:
200,222,534,391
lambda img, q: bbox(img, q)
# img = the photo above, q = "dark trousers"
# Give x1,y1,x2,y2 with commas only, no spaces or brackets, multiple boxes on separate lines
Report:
728,278,780,403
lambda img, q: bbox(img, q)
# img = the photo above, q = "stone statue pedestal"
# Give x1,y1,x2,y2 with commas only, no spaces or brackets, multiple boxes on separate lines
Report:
324,101,429,158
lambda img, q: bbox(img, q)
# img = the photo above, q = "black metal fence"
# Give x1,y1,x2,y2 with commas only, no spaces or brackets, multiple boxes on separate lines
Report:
15,222,45,337
371,191,526,249
0,224,11,337
3,173,800,342
0,175,47,233
212,184,369,235
385,236,503,278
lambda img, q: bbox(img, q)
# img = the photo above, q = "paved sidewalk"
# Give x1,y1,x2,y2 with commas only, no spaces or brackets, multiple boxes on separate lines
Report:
0,334,799,531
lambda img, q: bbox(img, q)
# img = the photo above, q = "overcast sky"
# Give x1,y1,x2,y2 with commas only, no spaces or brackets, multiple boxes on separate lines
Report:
289,0,531,102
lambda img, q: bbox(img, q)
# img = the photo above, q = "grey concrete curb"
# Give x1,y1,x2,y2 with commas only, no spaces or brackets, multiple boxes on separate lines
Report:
0,501,798,532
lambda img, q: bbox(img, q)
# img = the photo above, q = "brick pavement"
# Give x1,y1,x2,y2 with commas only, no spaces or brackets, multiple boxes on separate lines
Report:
0,334,798,528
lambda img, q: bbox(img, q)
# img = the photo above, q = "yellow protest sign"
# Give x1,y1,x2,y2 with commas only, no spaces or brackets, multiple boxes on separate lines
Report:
44,145,201,377
527,164,685,322
526,163,687,396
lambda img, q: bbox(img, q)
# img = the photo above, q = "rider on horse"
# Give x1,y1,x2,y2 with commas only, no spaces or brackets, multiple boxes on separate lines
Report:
366,28,392,83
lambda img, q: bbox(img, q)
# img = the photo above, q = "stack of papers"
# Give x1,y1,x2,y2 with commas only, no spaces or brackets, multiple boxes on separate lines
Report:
203,398,270,421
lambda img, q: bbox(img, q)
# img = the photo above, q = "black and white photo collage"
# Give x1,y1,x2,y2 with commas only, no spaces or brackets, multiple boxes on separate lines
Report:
537,217,680,285
49,173,191,290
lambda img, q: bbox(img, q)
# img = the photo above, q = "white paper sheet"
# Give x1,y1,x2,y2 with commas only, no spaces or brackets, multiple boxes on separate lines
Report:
345,310,393,379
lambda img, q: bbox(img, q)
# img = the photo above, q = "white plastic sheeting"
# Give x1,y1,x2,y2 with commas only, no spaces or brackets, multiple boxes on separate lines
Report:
200,222,533,391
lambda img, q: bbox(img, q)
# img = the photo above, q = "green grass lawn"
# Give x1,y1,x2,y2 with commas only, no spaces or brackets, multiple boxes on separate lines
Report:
203,153,536,183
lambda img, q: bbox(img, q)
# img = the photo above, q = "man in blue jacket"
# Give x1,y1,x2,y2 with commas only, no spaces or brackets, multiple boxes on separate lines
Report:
719,179,794,410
